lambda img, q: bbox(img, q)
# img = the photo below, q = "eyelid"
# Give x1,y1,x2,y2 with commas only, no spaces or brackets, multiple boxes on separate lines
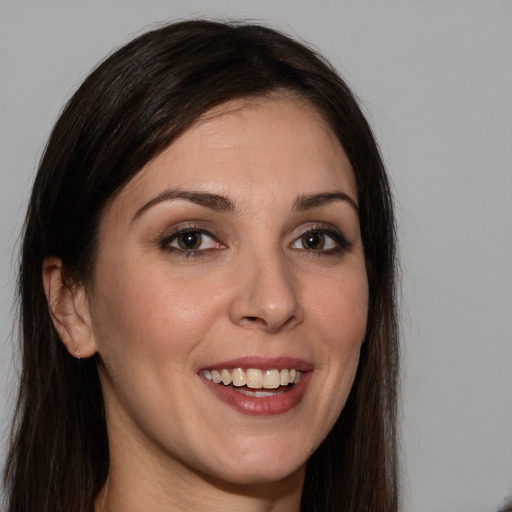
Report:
159,224,226,254
290,223,352,252
157,221,351,257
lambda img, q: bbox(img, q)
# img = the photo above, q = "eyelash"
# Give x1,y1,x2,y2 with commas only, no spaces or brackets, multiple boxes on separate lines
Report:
159,224,351,258
291,226,352,255
160,226,223,257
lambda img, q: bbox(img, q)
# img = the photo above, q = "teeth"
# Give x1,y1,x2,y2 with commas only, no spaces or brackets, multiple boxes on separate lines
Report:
221,369,231,386
211,370,222,384
247,368,264,389
231,368,246,387
237,388,284,397
263,369,280,389
200,367,302,389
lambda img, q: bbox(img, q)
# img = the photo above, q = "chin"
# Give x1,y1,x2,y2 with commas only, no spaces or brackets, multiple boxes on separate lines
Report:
199,441,309,487
209,461,306,488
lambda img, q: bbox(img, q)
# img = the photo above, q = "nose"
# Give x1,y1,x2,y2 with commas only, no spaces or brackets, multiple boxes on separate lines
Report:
229,251,304,333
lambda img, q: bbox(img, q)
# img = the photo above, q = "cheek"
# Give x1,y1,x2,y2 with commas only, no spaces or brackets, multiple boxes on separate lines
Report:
305,266,368,414
90,258,224,374
308,267,368,341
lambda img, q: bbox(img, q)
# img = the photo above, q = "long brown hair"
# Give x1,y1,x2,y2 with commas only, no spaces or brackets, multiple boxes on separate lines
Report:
3,20,399,512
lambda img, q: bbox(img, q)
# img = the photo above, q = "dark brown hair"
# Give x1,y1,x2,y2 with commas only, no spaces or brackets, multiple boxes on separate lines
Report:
3,19,399,512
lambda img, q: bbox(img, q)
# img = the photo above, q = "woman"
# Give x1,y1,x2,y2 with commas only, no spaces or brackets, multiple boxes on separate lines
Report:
3,20,399,512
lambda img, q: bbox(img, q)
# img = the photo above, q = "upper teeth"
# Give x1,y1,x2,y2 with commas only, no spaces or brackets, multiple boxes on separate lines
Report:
200,368,301,389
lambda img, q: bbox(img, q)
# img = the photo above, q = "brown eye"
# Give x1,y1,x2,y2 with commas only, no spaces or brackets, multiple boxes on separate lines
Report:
292,230,340,251
301,232,325,250
177,232,202,250
164,229,222,253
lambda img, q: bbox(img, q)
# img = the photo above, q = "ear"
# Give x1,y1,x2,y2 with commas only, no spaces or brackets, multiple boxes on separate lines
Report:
42,256,98,359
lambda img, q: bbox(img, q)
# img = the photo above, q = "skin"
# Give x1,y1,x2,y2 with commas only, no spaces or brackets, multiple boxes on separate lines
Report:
44,95,368,511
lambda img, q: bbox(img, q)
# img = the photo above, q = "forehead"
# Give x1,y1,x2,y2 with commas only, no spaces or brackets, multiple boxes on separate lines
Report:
108,95,357,218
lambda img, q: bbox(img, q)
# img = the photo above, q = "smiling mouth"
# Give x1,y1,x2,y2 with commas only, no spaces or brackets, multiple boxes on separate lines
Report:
200,368,302,397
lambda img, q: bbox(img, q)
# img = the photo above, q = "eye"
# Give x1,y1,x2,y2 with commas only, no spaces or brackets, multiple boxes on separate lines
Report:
161,228,223,253
294,232,336,251
291,227,351,253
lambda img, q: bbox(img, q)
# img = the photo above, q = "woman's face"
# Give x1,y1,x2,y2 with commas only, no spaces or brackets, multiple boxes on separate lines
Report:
87,96,368,486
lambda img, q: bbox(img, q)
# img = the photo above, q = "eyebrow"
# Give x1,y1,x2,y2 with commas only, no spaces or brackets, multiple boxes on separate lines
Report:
132,188,358,223
293,192,359,213
132,189,236,222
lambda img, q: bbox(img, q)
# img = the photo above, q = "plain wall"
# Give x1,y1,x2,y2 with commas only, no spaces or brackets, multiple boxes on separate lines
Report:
1,1,511,510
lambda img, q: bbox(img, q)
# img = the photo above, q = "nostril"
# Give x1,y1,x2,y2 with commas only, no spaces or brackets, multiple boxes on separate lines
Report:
241,316,268,327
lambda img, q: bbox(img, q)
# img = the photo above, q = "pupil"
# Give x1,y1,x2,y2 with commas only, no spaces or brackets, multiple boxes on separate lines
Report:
304,232,324,250
179,232,200,250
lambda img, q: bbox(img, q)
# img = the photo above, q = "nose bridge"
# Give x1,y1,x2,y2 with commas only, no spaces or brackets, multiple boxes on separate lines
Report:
230,243,303,332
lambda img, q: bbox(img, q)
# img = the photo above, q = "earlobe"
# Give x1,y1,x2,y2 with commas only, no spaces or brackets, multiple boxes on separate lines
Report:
42,257,98,359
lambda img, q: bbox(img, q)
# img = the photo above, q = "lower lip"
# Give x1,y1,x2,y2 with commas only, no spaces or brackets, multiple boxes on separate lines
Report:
201,372,312,416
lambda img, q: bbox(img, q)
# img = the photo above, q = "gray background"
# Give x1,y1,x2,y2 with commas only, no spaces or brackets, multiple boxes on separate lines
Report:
1,1,511,510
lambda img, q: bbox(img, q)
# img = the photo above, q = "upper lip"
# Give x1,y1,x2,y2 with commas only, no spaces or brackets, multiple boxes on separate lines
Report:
198,356,313,372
